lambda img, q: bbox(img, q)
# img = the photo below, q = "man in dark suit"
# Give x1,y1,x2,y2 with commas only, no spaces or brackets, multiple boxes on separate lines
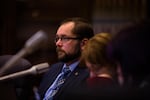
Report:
107,20,150,100
38,17,94,100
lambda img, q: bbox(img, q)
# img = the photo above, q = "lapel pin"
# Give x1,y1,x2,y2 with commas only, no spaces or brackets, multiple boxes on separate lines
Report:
75,72,79,76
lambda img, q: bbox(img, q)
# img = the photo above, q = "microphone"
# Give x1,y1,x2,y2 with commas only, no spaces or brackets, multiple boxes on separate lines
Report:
0,62,49,81
24,30,48,54
0,30,48,75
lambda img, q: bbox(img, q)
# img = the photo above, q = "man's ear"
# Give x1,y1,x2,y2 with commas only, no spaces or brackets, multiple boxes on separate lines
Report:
80,38,89,50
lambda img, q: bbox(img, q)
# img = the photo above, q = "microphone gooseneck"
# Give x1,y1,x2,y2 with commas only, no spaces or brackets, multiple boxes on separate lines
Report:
0,62,49,81
0,30,48,75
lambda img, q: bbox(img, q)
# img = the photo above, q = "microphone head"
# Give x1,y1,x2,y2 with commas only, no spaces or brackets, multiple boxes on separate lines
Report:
24,30,48,54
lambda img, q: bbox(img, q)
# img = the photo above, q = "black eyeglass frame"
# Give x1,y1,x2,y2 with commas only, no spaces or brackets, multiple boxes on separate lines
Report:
54,36,81,43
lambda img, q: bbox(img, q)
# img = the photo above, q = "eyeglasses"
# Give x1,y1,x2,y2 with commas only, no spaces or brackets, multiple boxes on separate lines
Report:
55,36,81,43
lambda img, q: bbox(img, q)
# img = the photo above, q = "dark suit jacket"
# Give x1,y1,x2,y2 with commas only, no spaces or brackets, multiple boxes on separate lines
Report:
38,62,89,100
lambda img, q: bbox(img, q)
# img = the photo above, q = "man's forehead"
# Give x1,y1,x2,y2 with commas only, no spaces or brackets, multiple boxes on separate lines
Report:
60,22,74,29
56,22,75,36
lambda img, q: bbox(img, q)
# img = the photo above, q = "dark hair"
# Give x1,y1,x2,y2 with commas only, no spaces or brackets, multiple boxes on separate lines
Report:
60,17,94,39
109,20,150,86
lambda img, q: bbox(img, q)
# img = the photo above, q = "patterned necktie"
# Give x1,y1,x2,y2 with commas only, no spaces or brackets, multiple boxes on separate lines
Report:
43,67,71,100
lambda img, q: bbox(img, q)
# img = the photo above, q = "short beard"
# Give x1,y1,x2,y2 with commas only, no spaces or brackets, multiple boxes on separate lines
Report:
56,48,81,63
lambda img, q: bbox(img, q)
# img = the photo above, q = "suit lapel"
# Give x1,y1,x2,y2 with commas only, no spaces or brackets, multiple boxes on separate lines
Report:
55,66,89,97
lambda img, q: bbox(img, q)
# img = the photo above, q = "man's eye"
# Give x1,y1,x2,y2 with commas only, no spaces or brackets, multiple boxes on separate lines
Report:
62,37,69,41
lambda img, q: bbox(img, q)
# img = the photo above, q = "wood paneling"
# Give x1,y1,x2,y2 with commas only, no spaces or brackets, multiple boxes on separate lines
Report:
92,0,148,34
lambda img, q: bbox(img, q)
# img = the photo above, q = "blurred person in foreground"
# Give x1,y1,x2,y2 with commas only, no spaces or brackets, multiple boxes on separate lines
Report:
108,20,150,99
82,32,120,89
38,17,94,100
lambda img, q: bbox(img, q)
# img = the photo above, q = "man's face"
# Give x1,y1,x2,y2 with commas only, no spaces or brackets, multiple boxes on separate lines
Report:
55,22,81,63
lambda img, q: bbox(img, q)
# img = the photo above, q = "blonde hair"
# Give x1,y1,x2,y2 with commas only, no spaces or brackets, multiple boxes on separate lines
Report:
82,32,118,80
82,32,112,66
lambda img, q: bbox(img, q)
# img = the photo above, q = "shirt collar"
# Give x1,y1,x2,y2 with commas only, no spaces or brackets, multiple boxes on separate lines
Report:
63,61,79,72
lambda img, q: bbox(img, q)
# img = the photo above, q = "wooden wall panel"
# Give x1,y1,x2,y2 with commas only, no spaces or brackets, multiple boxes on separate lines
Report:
92,0,148,34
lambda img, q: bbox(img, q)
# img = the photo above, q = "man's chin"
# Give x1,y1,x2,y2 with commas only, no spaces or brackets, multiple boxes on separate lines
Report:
58,55,65,60
58,56,69,62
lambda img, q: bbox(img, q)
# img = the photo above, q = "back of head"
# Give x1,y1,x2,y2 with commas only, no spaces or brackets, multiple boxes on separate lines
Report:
82,32,118,83
109,20,150,86
82,32,112,66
